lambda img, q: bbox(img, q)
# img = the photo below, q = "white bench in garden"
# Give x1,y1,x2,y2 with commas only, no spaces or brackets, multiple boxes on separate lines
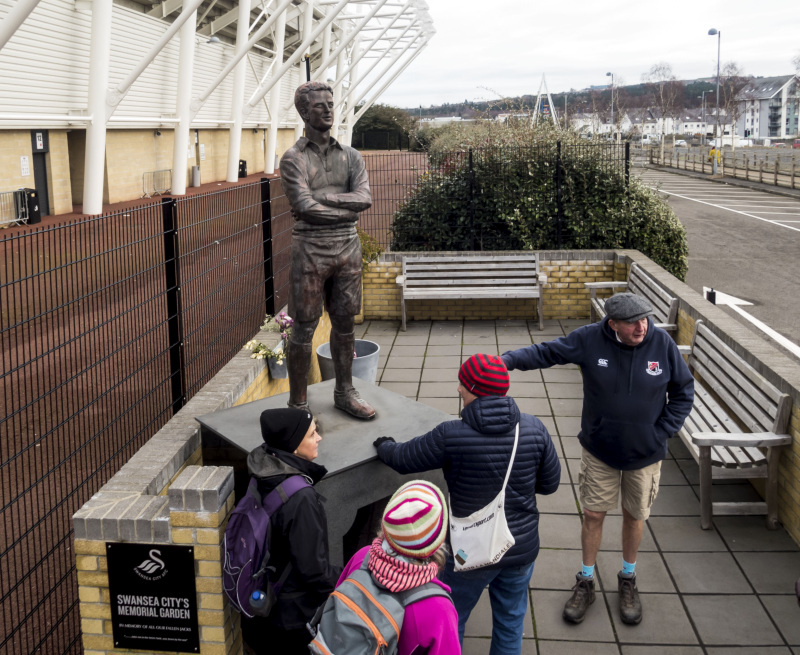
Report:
395,254,546,331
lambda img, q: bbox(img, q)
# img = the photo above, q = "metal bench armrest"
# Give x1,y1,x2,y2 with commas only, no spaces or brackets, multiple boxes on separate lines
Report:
583,281,629,289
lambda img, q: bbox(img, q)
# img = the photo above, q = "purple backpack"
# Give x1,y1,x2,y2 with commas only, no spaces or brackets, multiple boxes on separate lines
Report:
223,475,310,618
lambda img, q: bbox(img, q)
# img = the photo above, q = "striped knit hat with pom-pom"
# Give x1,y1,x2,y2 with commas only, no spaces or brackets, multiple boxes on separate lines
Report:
381,481,448,559
458,353,510,397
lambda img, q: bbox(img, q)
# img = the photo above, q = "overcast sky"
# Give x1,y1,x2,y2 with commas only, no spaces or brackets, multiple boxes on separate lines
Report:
374,0,800,109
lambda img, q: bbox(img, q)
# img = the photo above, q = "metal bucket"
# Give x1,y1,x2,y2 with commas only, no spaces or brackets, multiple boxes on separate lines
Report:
316,339,380,384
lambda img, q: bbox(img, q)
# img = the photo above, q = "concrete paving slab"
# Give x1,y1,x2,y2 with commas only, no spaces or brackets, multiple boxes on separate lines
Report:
378,381,418,397
509,368,542,382
560,437,583,459
421,367,457,382
663,552,752,593
734,551,800,593
540,640,620,654
691,482,763,504
389,345,428,357
539,514,584,549
531,549,605,591
551,398,583,416
760,595,800,645
540,416,557,436
462,332,498,345
531,589,615,642
428,335,461,346
537,484,580,515
683,594,785,645
386,355,425,368
667,438,693,460
508,382,548,397
545,383,585,399
463,637,537,654
705,648,792,655
462,588,534,638
497,333,533,346
599,516,658,552
416,397,459,416
555,416,582,437
659,459,690,485
516,397,552,416
621,647,703,655
542,368,584,383
393,334,429,346
379,368,421,382
419,382,457,398
426,344,462,356
649,485,700,516
556,457,571,484
647,516,727,552
594,551,675,593
463,343,500,356
423,355,461,369
714,516,800,551
605,592,698,645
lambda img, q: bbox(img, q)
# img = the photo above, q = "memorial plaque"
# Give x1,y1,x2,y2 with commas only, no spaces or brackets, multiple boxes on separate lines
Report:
107,543,200,653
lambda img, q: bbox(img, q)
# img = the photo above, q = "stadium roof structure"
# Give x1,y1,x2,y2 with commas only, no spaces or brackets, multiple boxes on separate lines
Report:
0,0,435,212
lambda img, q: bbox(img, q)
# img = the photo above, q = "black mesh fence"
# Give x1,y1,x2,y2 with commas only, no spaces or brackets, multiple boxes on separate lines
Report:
359,143,629,251
0,179,278,655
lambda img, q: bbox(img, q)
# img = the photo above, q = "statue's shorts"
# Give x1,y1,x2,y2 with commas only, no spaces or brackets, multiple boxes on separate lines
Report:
289,231,362,322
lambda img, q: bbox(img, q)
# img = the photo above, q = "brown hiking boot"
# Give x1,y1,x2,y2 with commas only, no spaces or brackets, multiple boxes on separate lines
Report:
334,388,376,420
563,574,595,624
618,572,642,624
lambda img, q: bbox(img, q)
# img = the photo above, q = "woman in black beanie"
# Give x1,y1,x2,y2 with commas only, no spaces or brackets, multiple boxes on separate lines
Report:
242,407,341,654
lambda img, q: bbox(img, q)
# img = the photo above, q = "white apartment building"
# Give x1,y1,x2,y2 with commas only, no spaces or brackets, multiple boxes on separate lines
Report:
737,75,800,139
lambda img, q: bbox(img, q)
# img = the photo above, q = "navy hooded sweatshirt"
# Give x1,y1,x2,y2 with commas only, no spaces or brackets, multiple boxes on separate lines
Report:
502,317,694,471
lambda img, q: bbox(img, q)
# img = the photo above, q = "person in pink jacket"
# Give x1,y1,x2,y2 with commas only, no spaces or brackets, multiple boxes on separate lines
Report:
337,480,461,655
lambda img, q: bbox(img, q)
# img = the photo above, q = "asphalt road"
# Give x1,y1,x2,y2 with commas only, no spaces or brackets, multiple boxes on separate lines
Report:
637,168,800,357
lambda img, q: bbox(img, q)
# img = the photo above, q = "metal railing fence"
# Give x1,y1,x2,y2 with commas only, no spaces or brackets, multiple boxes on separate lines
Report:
0,190,27,227
0,179,279,655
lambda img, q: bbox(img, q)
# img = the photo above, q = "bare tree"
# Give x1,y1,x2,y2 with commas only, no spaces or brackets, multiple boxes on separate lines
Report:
794,52,800,74
719,62,748,152
643,62,683,160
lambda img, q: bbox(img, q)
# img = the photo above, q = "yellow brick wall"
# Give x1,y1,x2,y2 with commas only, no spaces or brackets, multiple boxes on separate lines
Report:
197,131,230,184
47,131,73,215
105,130,175,204
362,256,622,322
0,130,35,195
76,489,239,655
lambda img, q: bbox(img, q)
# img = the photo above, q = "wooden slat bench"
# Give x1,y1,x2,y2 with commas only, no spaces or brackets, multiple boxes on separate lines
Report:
678,320,792,529
395,254,547,331
584,263,678,332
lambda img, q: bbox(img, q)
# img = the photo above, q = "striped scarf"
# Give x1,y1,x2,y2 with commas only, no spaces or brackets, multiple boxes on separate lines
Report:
367,538,439,593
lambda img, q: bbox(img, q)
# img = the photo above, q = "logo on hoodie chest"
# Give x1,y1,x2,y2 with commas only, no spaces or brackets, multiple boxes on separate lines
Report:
646,361,662,376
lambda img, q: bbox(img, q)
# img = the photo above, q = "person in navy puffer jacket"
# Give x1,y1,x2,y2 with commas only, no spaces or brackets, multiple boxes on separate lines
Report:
501,293,694,628
374,353,560,655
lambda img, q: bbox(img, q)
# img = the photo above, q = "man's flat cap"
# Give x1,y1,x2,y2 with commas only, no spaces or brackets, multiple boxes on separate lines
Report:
605,293,654,322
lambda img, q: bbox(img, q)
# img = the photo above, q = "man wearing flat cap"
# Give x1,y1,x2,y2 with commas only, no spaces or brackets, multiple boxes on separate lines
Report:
502,292,693,626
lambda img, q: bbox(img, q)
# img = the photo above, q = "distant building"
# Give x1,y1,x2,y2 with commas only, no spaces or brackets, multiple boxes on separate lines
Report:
736,75,800,139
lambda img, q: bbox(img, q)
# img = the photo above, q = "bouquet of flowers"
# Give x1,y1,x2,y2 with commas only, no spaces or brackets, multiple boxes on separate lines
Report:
245,312,294,365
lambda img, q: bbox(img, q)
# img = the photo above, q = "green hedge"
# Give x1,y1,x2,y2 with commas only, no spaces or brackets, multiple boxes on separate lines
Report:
390,144,688,281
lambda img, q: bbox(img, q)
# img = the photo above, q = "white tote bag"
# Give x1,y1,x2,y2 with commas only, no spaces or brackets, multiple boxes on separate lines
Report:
449,423,519,571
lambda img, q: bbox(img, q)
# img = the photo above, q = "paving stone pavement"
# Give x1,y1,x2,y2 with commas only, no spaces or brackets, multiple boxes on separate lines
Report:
356,317,800,654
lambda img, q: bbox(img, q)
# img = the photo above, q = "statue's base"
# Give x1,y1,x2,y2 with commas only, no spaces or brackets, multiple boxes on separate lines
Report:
197,379,450,565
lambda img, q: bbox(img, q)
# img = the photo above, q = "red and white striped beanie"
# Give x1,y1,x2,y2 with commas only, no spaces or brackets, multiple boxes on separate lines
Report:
381,481,448,559
458,353,510,396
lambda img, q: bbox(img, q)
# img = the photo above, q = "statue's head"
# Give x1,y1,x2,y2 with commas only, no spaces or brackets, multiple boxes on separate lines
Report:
294,81,334,121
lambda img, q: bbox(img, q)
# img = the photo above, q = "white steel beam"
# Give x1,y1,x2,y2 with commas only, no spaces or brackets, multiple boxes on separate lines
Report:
106,0,205,119
264,8,287,174
191,0,294,118
341,36,362,146
335,21,417,112
243,0,349,118
202,0,302,36
331,40,349,139
171,7,197,196
147,0,183,18
300,0,315,81
226,0,253,182
352,35,428,123
0,0,43,51
83,0,113,214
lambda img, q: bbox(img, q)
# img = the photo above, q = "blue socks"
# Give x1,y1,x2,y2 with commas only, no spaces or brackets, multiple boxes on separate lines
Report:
580,563,595,579
621,559,636,576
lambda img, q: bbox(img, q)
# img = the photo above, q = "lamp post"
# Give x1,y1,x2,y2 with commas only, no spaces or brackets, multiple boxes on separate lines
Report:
698,92,707,146
606,71,614,141
708,28,721,173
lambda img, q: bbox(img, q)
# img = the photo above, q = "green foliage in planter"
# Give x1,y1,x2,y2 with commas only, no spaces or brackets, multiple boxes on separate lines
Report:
390,124,688,281
358,226,384,272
